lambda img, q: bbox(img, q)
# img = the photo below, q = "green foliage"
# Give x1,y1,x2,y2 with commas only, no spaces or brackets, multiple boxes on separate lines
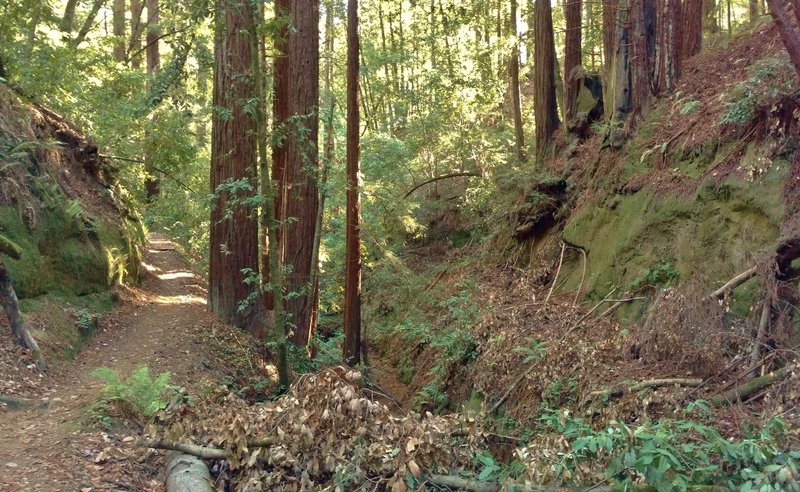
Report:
92,366,171,423
630,261,679,290
513,337,548,364
720,56,797,126
679,99,701,115
538,408,800,491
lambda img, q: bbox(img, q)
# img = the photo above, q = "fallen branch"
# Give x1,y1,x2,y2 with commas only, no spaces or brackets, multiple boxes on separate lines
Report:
598,296,647,318
0,234,21,260
711,367,790,407
706,266,758,300
749,301,772,374
588,378,703,401
403,172,481,199
541,242,567,312
560,286,619,341
143,437,277,460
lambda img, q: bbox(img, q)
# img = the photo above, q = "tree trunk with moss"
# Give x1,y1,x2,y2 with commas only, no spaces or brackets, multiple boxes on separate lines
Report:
534,0,561,158
0,237,45,371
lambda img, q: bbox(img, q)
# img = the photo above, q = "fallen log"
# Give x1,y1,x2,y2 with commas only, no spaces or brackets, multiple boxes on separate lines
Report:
166,453,214,492
0,258,45,371
588,378,703,401
0,234,21,260
711,367,790,407
143,437,277,460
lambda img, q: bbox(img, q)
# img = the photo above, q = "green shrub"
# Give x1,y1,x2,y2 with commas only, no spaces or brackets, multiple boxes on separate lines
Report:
92,366,171,424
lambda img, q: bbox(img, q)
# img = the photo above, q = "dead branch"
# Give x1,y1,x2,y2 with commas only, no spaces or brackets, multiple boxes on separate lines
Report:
598,296,648,317
711,367,790,407
143,437,277,461
560,286,619,341
542,242,567,312
706,266,758,300
403,172,481,199
588,378,703,401
749,301,772,374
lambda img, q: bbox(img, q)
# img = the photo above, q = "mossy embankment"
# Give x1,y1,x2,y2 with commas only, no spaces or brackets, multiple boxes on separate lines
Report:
0,84,144,356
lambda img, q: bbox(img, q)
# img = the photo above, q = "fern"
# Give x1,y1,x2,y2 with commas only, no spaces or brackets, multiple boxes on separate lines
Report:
92,366,171,418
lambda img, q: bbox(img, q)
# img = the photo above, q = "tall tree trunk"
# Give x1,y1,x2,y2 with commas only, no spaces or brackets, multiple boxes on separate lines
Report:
248,2,289,388
113,0,126,62
509,0,526,162
129,0,145,69
564,0,583,122
750,0,760,20
630,0,654,119
272,0,321,347
683,0,703,58
62,0,80,33
146,0,160,75
607,0,632,121
534,0,561,158
343,0,362,366
767,0,800,76
209,0,260,333
653,0,681,94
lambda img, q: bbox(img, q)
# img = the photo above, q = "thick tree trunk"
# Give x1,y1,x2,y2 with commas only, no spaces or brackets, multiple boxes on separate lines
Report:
602,0,619,110
630,0,654,119
704,0,720,33
0,260,45,371
534,0,561,158
767,0,800,76
62,0,80,33
564,0,583,122
653,0,681,94
271,0,321,347
683,0,703,58
750,0,760,20
113,0,126,62
343,0,362,366
146,0,160,75
209,0,260,333
509,0,526,163
129,0,145,69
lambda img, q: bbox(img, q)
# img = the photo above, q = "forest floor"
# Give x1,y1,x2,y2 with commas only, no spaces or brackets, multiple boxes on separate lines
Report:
0,233,230,491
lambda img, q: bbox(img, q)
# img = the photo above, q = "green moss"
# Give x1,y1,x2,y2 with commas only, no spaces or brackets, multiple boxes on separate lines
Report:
0,206,50,298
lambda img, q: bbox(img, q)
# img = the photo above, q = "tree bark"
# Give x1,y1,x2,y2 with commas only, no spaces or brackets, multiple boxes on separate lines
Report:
129,0,145,69
0,259,45,371
534,0,561,159
509,0,526,163
653,0,681,94
209,0,260,333
630,0,654,119
343,0,362,366
683,0,703,58
271,0,321,347
62,0,80,33
146,0,160,75
71,0,108,48
564,0,583,122
767,0,800,76
602,0,619,112
113,0,126,62
165,454,213,492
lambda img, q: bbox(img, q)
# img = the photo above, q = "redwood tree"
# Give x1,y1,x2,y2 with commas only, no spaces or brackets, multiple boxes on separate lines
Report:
509,0,526,163
534,0,560,157
343,0,362,366
209,0,260,332
683,0,703,58
272,0,321,347
654,0,682,94
564,0,582,122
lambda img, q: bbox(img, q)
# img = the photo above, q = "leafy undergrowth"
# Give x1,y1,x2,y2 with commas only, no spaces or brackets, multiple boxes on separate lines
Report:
147,366,800,491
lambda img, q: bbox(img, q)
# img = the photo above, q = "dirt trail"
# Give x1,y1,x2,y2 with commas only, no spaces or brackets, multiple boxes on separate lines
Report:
0,233,219,491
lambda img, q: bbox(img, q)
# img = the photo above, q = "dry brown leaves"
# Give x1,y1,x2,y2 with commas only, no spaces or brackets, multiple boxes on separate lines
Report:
152,367,489,491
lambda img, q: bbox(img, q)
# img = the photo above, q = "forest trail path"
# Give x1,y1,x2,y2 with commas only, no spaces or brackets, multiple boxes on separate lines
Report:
0,233,217,491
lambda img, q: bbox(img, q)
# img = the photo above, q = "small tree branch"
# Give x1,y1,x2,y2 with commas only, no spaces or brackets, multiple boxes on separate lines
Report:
403,172,481,199
706,266,758,300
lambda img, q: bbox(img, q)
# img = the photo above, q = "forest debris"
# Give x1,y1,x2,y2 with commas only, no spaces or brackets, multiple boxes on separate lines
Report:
587,378,703,402
711,367,791,407
706,266,758,300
